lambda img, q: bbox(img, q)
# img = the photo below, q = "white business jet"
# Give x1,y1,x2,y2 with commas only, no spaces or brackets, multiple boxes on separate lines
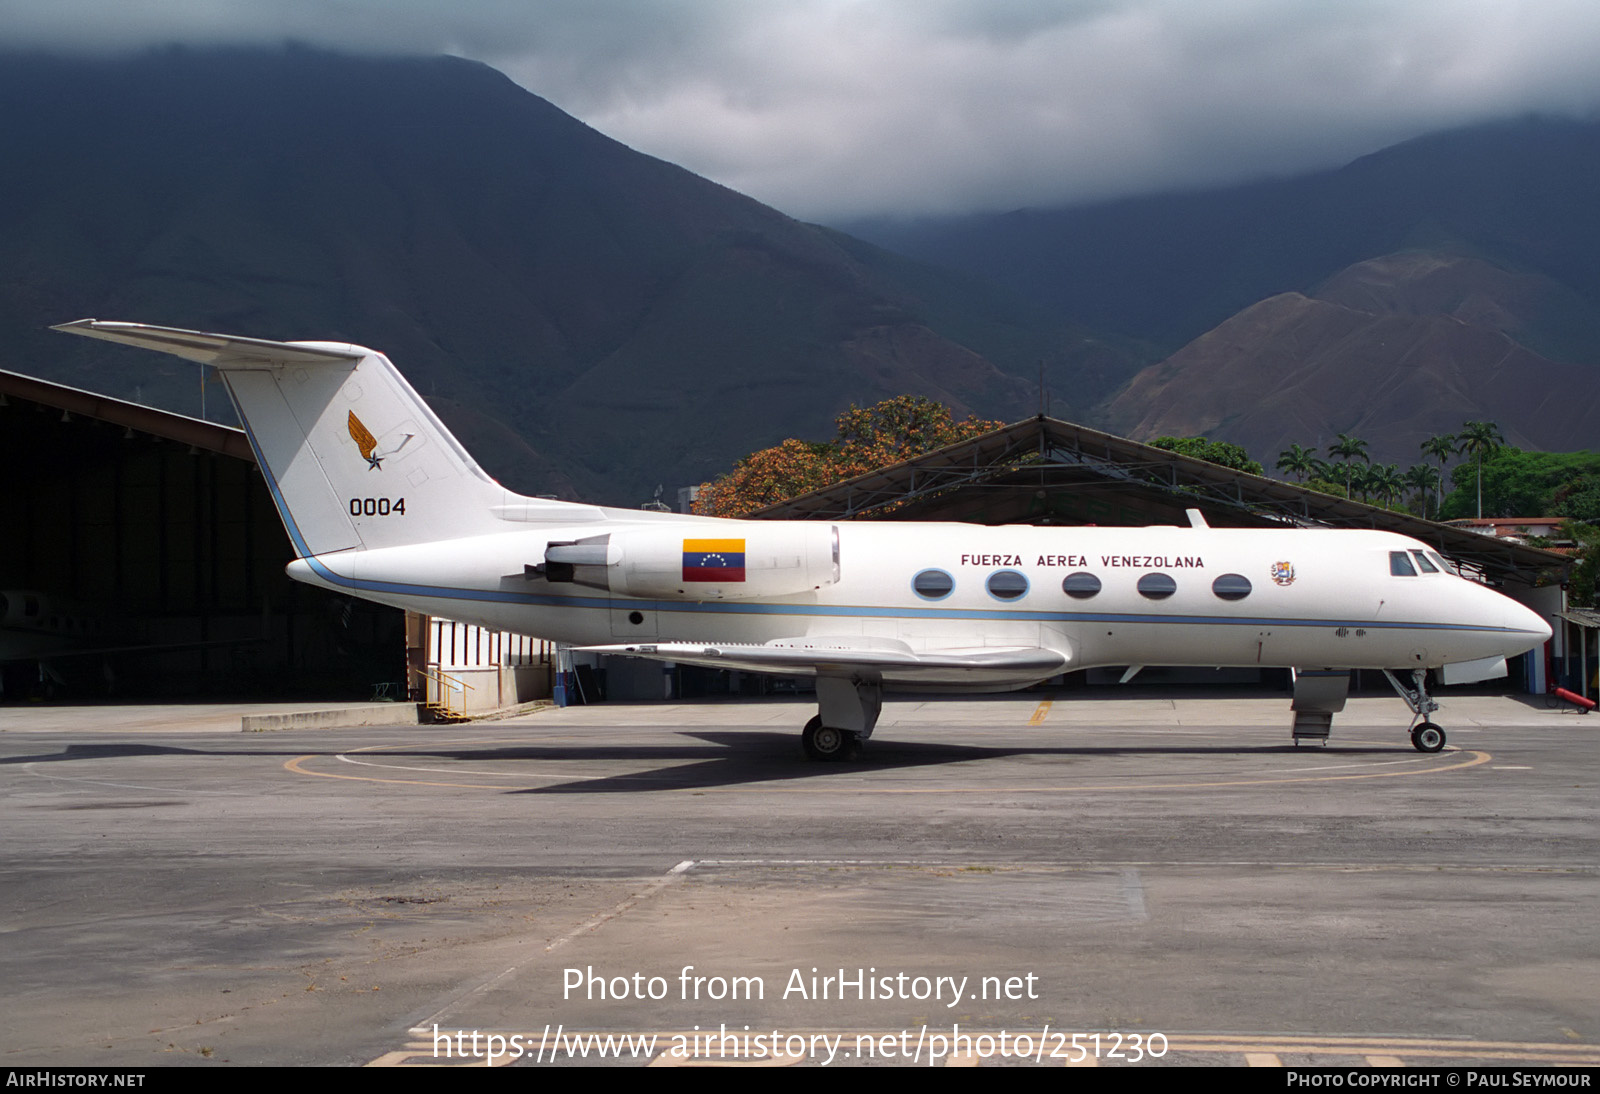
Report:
55,321,1552,759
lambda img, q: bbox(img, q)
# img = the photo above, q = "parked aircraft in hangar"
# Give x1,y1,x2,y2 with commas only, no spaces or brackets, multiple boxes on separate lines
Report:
55,320,1552,759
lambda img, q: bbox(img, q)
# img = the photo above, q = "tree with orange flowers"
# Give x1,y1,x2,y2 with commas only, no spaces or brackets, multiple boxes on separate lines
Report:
692,396,1000,517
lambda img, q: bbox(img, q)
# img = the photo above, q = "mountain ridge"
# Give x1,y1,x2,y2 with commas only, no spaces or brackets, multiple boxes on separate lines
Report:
0,47,1096,502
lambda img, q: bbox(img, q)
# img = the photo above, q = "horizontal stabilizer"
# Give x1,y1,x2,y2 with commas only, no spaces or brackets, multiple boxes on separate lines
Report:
53,320,368,367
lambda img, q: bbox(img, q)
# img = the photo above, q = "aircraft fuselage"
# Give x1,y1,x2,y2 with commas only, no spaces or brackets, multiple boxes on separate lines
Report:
287,520,1546,682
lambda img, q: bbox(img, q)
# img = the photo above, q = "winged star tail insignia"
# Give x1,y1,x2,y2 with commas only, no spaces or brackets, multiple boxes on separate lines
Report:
348,411,382,470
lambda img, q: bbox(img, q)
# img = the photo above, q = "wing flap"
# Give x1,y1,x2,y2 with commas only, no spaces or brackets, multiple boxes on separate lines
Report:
576,639,1070,686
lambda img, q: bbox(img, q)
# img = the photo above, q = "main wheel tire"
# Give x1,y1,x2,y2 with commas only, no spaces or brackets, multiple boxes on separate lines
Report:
1410,721,1446,753
801,716,855,762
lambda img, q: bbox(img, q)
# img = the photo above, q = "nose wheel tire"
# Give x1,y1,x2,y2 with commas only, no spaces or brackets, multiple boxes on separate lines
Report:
1410,722,1446,753
802,716,858,762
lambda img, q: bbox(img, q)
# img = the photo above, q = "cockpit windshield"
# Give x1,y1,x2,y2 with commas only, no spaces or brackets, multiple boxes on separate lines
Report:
1390,551,1417,576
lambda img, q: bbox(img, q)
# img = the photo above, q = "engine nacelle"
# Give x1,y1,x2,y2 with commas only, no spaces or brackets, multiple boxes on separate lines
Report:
542,524,839,600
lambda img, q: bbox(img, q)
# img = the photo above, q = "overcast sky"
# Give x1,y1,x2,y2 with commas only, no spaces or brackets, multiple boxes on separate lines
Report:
6,0,1600,221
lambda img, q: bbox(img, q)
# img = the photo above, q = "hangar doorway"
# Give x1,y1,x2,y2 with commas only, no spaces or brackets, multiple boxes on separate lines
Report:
0,369,403,701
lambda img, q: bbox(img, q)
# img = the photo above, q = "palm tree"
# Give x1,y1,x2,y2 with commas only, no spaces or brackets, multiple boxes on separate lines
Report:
1370,463,1405,509
1404,464,1443,519
1457,421,1504,518
1328,434,1370,493
1276,443,1317,482
1341,462,1368,502
1419,433,1456,514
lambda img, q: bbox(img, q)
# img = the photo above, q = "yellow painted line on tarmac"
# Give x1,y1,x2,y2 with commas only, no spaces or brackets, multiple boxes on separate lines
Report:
1027,701,1052,726
1245,1052,1282,1066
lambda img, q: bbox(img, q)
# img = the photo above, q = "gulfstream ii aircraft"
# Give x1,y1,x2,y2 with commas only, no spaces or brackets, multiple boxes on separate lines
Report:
56,320,1552,760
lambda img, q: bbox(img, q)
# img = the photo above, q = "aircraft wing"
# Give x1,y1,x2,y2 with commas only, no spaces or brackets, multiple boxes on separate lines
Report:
53,320,367,366
576,638,1070,687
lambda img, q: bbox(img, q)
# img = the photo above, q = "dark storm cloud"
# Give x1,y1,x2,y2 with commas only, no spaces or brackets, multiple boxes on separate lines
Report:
5,1,1600,220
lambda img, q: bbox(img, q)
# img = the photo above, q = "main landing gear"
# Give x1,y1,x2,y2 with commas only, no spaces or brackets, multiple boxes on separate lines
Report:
801,677,882,762
1383,668,1447,753
801,717,859,762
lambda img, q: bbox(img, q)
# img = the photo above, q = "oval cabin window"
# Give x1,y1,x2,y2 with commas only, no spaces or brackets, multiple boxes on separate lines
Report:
1137,573,1177,600
912,569,954,600
1212,574,1252,600
986,570,1029,601
1062,572,1101,599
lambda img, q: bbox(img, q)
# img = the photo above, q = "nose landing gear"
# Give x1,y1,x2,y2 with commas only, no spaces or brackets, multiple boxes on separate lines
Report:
1383,668,1447,752
1409,721,1446,753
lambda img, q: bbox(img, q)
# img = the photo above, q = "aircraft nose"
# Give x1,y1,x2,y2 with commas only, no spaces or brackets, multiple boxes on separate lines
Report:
1498,595,1551,653
1519,601,1552,645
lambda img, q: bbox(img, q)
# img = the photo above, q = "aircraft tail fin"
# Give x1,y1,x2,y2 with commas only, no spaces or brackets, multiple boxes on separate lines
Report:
54,320,525,557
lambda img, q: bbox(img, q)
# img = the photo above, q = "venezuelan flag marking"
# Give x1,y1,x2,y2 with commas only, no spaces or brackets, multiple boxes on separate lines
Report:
682,538,746,582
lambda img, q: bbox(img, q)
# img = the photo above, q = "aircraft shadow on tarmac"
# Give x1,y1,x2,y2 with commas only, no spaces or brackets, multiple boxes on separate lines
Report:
490,732,1417,794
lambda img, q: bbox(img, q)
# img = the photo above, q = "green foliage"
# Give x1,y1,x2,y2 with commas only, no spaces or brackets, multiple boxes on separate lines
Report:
1420,434,1457,468
1328,433,1370,466
1404,463,1443,518
1324,433,1372,492
1565,521,1600,608
1554,478,1600,522
1439,448,1600,520
1367,463,1406,507
1149,436,1264,475
1275,443,1317,481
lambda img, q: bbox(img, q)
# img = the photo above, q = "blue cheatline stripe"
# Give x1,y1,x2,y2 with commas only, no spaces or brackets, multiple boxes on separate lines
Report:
295,556,1536,637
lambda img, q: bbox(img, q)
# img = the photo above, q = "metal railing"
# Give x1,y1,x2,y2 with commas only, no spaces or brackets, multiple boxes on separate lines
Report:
414,664,475,722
